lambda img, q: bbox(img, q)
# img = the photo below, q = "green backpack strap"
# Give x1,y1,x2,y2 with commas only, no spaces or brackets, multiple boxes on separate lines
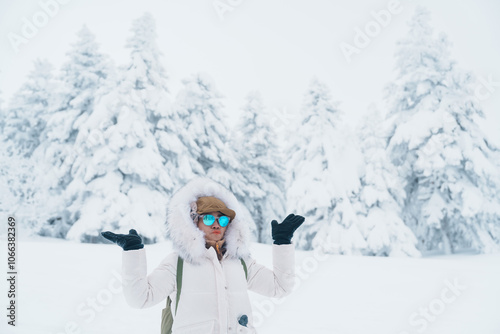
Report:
161,256,184,334
175,256,184,315
240,258,248,281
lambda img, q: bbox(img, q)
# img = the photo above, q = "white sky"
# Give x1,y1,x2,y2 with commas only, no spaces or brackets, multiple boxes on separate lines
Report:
1,0,499,143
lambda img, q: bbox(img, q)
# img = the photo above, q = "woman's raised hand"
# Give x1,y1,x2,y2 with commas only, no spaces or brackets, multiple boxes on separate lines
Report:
101,229,144,251
271,214,305,245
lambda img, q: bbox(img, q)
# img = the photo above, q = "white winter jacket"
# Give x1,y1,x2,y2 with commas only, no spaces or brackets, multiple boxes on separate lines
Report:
121,177,296,334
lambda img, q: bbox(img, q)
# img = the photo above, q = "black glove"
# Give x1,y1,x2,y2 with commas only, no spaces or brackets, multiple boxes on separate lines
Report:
271,214,305,245
100,229,144,251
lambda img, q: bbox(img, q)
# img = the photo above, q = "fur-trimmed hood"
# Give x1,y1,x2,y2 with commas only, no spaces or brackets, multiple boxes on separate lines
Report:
166,177,252,264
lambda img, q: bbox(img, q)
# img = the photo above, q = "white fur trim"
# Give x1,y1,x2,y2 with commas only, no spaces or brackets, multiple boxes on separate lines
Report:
166,177,252,264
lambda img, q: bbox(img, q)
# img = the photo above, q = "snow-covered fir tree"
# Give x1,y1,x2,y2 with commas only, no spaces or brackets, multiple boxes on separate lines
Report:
173,72,257,238
0,90,11,226
153,59,194,189
30,26,114,238
154,101,196,191
65,13,171,243
287,78,365,254
1,59,61,234
355,106,420,256
384,7,500,254
0,89,4,132
233,91,286,243
174,72,230,177
3,59,57,158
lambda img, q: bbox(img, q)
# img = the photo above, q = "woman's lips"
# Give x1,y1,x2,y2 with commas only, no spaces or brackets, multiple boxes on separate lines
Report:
212,231,221,234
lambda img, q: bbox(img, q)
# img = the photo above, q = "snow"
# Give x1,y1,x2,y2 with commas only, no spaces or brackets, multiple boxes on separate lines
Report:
0,236,499,334
0,10,499,333
383,7,500,254
1,5,499,257
232,91,286,243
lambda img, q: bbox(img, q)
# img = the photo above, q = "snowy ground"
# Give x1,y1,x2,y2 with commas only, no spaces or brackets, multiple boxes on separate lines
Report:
0,236,499,334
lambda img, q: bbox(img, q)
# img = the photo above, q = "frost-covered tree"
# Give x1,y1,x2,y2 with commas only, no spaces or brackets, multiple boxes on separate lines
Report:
30,26,114,238
154,101,195,190
0,89,4,132
174,72,230,176
173,72,258,238
65,13,171,243
355,106,420,256
1,59,61,235
47,25,113,149
0,139,30,222
287,78,365,254
123,12,170,128
153,65,192,189
0,91,13,227
233,91,286,243
3,59,57,158
384,7,500,254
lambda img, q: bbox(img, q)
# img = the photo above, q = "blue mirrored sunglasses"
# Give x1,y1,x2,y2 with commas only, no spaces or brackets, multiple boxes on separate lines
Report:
201,214,230,227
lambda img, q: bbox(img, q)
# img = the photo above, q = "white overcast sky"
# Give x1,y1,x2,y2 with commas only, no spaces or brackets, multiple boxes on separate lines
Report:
1,0,499,143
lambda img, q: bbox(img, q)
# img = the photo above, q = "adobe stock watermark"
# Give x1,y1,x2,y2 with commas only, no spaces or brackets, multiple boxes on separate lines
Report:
268,106,298,134
213,0,244,21
398,277,467,334
252,247,331,327
7,0,74,54
53,269,125,334
474,74,499,102
339,0,403,63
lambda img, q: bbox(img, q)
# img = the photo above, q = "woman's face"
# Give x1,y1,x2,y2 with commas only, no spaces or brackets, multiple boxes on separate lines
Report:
197,211,228,242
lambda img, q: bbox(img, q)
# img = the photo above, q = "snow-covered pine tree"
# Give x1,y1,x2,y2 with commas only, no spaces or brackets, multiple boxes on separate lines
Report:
154,101,196,191
384,7,500,254
65,13,171,243
30,26,114,238
174,72,229,176
153,54,194,189
173,72,257,238
1,59,60,235
287,78,365,254
355,106,420,256
0,89,4,132
233,91,286,243
3,59,57,158
0,90,11,229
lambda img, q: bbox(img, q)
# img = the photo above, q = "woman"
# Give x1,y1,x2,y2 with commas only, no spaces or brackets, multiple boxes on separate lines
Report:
101,177,304,333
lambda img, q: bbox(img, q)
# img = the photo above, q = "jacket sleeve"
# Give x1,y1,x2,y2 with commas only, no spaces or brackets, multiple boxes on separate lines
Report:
245,244,295,298
121,248,177,309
